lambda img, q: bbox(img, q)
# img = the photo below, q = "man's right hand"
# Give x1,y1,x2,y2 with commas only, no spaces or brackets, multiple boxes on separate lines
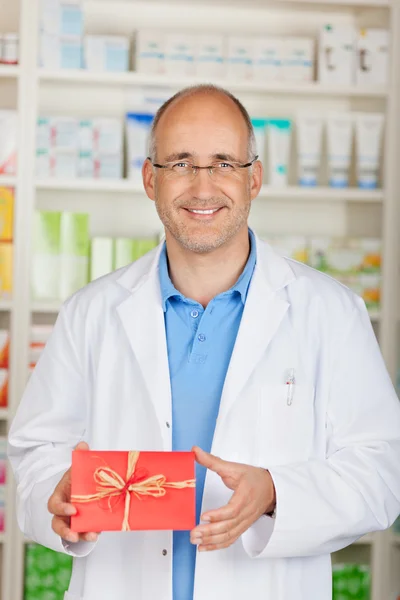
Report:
48,441,99,544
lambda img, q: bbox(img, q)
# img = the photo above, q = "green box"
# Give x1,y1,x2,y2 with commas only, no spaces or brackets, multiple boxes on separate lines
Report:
333,563,370,600
32,211,61,300
132,237,158,261
24,543,72,600
114,237,135,270
59,212,90,299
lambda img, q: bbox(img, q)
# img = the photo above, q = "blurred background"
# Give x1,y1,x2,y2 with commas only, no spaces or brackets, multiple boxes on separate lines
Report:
0,0,400,598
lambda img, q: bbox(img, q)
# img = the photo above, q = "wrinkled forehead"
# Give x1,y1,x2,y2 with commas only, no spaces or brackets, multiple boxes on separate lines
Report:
155,94,249,162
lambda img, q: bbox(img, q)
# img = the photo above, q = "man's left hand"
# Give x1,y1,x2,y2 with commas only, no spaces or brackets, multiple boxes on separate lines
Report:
190,446,276,552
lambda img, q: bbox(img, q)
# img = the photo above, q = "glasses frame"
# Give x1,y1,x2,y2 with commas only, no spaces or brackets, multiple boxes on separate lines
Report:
147,155,259,177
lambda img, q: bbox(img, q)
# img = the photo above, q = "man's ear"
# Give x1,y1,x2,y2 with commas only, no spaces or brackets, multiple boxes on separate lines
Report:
250,160,263,201
142,158,156,201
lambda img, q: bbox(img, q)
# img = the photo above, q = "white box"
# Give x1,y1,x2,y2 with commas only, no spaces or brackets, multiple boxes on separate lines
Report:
0,110,17,176
51,116,79,149
51,148,78,178
36,149,51,177
165,33,195,77
319,25,356,85
126,112,154,183
90,237,114,281
39,32,83,69
84,35,130,73
195,34,225,78
135,30,164,74
252,37,285,82
283,38,315,82
356,29,389,86
93,118,123,155
40,0,84,37
226,36,253,80
37,117,51,151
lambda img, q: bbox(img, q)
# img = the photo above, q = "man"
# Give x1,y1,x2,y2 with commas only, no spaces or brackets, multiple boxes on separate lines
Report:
8,85,400,600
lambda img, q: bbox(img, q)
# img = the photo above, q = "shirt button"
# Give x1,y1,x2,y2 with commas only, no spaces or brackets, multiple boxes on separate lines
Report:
190,309,199,318
198,333,206,342
162,549,168,556
166,421,170,428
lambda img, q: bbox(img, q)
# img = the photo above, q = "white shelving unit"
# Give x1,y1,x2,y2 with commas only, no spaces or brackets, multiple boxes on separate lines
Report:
2,0,400,599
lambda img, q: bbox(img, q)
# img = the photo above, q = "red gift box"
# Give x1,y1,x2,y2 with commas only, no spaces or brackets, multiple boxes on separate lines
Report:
70,450,196,532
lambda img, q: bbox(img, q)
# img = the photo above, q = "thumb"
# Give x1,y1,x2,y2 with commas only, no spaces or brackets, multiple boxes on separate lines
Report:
193,446,227,475
74,441,90,451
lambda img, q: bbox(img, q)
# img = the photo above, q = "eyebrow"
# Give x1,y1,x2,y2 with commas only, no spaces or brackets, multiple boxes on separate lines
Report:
163,151,242,163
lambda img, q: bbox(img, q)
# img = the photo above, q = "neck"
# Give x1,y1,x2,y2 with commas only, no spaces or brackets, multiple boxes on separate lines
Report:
165,227,251,307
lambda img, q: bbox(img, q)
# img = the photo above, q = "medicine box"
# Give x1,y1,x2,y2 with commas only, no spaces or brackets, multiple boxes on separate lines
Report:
0,243,12,298
252,37,285,82
226,36,253,80
356,29,390,86
135,30,165,74
319,25,356,85
165,33,195,77
84,35,130,73
283,38,314,82
0,188,14,241
195,34,225,78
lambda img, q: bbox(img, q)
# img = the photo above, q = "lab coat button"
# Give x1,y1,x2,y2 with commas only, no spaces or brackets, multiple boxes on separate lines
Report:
162,549,168,556
166,421,170,428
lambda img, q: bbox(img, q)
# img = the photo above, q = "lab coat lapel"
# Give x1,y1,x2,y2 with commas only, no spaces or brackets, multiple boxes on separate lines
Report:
214,239,295,441
116,246,172,449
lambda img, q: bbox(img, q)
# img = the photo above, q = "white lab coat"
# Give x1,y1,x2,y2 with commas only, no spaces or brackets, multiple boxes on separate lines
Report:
8,235,400,600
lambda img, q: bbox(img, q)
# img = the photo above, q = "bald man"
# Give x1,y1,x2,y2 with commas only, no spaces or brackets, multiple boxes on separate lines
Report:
9,85,400,600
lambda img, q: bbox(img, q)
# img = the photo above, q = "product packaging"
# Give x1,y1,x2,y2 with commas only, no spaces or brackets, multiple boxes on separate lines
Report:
319,25,356,85
226,36,252,80
84,35,130,72
0,187,14,241
355,113,384,189
39,0,84,37
0,331,9,369
59,212,90,299
0,110,17,176
252,37,285,81
195,34,225,78
132,237,158,260
296,113,323,186
71,450,196,532
267,235,309,263
126,112,154,182
251,118,268,164
356,29,389,86
1,33,19,65
267,118,292,187
134,30,165,74
0,436,6,484
0,243,12,298
114,238,135,270
90,237,114,281
327,112,353,188
283,38,314,82
24,542,73,600
0,485,5,532
32,211,61,300
0,370,8,408
39,33,83,69
332,563,370,600
164,33,195,77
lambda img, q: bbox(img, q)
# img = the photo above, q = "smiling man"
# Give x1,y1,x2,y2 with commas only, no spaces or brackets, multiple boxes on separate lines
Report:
8,85,400,600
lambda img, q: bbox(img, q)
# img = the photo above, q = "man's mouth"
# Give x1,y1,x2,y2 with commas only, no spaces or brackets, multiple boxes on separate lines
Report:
184,207,223,215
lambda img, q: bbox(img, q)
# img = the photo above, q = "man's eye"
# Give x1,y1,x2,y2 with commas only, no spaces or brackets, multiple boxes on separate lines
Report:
173,162,190,168
218,162,234,169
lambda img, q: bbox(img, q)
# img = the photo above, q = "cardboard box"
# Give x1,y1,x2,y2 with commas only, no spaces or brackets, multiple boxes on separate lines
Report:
135,30,165,74
226,36,252,80
0,370,8,407
31,211,61,300
59,212,90,299
283,38,314,82
0,187,13,241
0,110,17,176
84,35,130,72
195,34,225,78
0,331,9,369
90,237,114,281
0,243,12,298
252,37,285,81
356,29,389,86
319,25,356,85
114,238,135,270
165,33,195,77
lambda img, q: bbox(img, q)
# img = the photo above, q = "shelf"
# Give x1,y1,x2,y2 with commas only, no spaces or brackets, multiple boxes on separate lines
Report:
0,299,12,311
36,179,384,203
32,301,62,314
38,70,388,99
0,65,19,79
353,533,375,545
0,176,17,188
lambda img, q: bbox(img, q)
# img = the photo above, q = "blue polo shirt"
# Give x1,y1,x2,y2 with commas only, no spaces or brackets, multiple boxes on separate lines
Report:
158,229,257,600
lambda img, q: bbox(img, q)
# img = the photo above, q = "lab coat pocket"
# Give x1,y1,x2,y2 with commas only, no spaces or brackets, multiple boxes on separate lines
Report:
258,384,315,466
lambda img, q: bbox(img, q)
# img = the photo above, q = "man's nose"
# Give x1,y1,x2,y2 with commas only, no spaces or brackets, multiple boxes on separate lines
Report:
188,167,219,198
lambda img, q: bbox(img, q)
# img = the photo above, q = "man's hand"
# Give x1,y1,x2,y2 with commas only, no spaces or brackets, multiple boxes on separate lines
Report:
48,441,99,544
190,446,276,552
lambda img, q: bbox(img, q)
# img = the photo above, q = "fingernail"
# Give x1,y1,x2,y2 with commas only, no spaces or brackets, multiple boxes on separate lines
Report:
191,537,202,545
66,534,77,543
65,506,76,516
198,546,207,552
87,533,98,542
201,518,210,523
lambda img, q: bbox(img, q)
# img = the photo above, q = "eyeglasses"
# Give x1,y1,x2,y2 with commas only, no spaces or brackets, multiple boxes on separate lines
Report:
147,156,258,180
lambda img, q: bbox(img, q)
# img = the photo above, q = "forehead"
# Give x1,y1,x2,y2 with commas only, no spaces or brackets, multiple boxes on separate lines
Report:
155,93,249,159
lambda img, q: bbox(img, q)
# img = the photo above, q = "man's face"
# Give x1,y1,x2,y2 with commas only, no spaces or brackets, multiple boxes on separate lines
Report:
143,93,262,254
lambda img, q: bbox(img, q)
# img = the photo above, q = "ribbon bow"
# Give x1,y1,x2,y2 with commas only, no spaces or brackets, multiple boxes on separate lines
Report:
71,451,195,531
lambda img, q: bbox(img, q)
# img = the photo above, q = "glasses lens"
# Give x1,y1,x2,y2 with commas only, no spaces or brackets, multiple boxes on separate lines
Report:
171,163,195,177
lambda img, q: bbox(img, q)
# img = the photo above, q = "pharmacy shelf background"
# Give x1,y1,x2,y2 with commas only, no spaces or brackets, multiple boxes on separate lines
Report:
0,0,400,599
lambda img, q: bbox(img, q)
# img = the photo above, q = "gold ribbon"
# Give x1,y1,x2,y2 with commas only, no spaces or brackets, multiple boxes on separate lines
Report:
71,451,196,531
